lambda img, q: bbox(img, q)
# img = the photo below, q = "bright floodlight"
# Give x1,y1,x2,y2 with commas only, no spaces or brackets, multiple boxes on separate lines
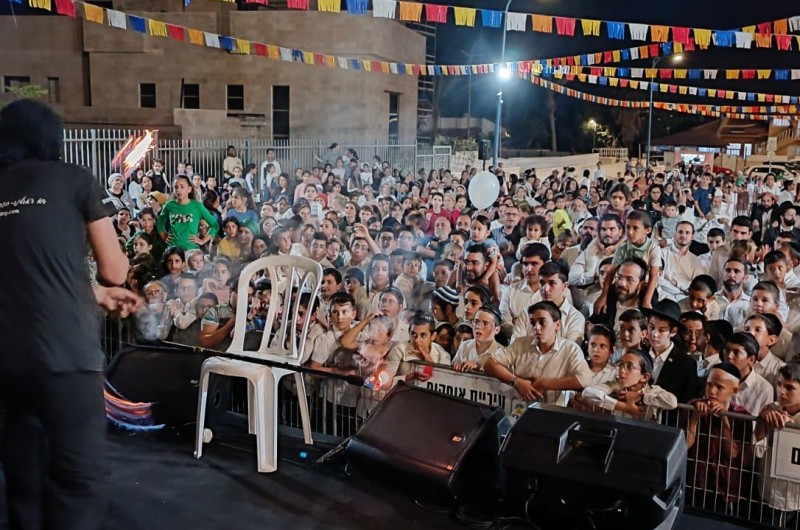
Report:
498,67,512,80
672,54,683,63
588,119,597,128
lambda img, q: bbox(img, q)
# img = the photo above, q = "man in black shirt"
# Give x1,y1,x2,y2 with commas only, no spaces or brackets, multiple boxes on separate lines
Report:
0,100,139,530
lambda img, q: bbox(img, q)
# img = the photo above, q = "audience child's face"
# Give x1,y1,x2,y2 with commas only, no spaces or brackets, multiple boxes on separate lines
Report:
470,221,490,243
526,224,542,240
664,204,678,218
224,221,238,238
212,263,230,285
453,330,473,353
166,254,184,275
744,317,776,357
463,292,483,321
749,289,778,315
766,259,789,284
472,310,499,343
433,265,452,288
529,309,560,347
409,324,436,356
777,376,800,412
403,258,421,277
188,253,205,271
320,274,341,299
329,302,355,331
725,342,754,375
610,191,627,211
618,353,649,388
132,237,153,256
705,368,739,405
275,232,292,253
687,289,712,314
625,219,649,245
378,293,402,318
587,333,612,368
647,316,675,352
540,274,568,305
617,320,644,349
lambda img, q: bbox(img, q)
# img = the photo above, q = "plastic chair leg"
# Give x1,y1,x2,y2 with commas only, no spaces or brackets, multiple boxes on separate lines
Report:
294,371,314,446
254,369,278,473
194,364,211,460
247,377,258,435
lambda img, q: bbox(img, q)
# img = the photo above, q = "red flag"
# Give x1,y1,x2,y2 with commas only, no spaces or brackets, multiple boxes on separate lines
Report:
54,0,76,17
253,43,267,56
167,24,185,41
425,4,448,23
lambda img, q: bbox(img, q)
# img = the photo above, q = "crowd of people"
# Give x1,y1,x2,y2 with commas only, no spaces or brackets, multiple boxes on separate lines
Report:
107,141,800,524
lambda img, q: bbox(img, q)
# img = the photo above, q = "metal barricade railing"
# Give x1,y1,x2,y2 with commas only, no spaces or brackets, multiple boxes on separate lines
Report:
98,315,800,530
660,403,800,529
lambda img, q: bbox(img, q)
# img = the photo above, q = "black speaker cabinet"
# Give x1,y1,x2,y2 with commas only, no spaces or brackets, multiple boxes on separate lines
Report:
500,404,686,530
344,382,505,502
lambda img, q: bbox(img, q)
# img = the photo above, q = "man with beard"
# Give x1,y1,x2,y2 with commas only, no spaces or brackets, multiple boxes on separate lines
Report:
659,221,705,301
560,217,598,269
590,257,651,332
569,214,623,289
500,243,551,340
762,202,800,249
717,257,751,318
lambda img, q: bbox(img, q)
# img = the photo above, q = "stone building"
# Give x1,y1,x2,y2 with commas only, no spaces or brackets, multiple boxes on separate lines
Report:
0,0,426,139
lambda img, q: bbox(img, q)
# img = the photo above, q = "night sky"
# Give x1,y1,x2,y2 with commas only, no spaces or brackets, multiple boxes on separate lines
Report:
434,0,800,150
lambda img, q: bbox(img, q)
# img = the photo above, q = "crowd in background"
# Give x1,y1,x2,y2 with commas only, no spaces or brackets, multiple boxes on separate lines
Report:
103,141,800,525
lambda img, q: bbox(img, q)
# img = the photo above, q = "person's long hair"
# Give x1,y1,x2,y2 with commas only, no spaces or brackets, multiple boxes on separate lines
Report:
0,99,64,169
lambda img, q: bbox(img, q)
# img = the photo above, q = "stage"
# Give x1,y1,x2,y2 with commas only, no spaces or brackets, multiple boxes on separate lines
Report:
0,428,756,529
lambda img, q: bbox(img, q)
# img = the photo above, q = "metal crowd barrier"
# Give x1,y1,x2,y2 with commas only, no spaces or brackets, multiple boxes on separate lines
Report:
99,325,800,529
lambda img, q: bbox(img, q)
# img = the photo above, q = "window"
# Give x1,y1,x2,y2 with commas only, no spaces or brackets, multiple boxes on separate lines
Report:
388,93,400,140
47,77,61,104
139,83,156,108
2,76,31,92
272,85,290,139
227,84,244,111
182,83,200,109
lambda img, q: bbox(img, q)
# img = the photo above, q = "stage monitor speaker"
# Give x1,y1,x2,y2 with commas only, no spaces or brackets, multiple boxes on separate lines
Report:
344,382,505,503
500,404,686,530
478,139,491,161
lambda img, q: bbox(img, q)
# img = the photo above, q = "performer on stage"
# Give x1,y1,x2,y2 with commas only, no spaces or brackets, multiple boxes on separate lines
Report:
0,99,141,530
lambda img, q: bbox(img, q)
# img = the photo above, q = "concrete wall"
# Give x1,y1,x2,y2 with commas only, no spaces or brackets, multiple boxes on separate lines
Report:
1,9,424,139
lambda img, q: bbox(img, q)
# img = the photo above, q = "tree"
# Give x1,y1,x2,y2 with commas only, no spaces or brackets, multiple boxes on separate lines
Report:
611,108,642,149
2,84,48,109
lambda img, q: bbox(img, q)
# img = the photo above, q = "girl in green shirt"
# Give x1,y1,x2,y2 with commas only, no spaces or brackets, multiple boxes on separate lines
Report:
157,176,219,250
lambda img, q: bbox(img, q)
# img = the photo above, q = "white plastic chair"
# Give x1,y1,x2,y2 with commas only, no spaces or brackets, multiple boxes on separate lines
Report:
194,256,322,472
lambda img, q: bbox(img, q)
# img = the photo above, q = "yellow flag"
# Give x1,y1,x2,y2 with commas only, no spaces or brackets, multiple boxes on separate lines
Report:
148,19,168,37
83,3,104,23
188,29,204,45
236,39,250,55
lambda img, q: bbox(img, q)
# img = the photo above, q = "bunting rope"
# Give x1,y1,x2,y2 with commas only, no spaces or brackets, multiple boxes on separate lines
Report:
535,69,800,106
541,64,800,82
26,0,800,117
208,0,800,54
527,75,795,120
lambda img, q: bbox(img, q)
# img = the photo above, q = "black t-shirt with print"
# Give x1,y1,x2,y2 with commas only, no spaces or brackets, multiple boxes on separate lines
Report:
0,160,115,375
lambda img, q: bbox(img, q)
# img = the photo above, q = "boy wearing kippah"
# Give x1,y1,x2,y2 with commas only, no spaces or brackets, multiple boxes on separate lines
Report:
724,332,774,416
685,362,752,511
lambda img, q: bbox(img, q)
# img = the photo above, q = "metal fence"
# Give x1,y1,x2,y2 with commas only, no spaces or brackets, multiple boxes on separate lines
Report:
62,130,452,187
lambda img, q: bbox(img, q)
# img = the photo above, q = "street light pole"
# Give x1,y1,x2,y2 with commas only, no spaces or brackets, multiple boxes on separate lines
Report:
589,119,597,149
646,54,681,170
492,0,514,167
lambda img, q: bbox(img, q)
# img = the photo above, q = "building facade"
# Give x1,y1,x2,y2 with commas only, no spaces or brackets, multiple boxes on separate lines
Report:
1,0,425,139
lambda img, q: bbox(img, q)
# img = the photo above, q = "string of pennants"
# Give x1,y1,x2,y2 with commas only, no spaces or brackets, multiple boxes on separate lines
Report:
202,0,800,54
541,65,800,82
30,0,800,117
527,76,797,120
532,68,800,105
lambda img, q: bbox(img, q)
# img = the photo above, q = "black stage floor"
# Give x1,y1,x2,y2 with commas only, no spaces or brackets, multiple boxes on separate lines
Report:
0,428,756,530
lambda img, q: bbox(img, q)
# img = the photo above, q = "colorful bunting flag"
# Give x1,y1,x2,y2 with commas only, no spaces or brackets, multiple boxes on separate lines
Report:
425,3,448,23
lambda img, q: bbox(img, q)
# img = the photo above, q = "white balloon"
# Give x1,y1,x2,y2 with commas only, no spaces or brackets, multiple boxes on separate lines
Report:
468,171,500,210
